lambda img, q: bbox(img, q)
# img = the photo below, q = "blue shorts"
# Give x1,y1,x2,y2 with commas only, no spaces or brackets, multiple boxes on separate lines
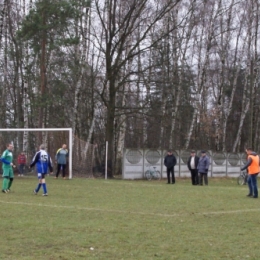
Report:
37,173,46,179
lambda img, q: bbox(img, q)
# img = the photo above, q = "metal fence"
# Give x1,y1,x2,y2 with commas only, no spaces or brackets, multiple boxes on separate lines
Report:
122,149,247,179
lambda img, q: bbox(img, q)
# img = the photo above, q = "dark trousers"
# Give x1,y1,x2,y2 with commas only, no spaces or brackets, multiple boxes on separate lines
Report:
190,169,199,185
199,172,208,185
18,164,25,175
167,167,175,183
56,164,66,178
248,173,258,197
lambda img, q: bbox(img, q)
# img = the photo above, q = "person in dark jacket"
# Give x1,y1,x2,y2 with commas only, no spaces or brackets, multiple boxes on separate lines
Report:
197,150,210,185
187,150,199,185
164,150,177,184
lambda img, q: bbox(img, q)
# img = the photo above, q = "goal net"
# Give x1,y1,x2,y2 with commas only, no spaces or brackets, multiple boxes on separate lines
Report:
0,129,100,178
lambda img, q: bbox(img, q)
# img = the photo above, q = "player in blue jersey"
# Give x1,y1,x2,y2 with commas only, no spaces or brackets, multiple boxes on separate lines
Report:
30,144,53,196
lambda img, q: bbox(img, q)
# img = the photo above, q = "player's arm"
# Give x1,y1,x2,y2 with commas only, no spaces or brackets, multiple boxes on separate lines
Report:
48,156,53,173
0,152,13,165
55,148,61,162
30,152,40,168
1,158,11,164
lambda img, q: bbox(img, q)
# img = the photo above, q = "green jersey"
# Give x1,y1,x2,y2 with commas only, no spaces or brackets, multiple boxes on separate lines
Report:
1,149,13,169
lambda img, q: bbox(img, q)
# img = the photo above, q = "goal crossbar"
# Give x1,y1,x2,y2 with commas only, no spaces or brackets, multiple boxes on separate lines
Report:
0,128,73,179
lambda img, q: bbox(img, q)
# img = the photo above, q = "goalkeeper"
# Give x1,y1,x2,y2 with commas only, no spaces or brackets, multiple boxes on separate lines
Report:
1,143,15,193
55,144,69,179
30,144,53,196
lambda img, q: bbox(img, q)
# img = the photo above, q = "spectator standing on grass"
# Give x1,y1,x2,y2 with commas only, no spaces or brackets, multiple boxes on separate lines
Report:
0,143,15,193
164,150,177,184
187,150,199,185
55,144,69,179
241,148,260,198
17,151,26,177
30,144,53,196
197,150,210,186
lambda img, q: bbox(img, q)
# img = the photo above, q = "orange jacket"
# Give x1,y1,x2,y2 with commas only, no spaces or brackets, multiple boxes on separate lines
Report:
248,154,260,174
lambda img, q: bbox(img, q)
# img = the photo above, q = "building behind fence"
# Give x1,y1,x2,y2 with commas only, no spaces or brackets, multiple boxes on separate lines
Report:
123,149,247,179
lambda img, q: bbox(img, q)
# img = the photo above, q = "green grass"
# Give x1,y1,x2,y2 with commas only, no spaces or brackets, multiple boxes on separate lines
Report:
0,176,260,260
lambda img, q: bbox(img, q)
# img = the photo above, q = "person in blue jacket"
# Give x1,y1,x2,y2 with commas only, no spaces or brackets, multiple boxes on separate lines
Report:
197,150,210,185
30,144,53,196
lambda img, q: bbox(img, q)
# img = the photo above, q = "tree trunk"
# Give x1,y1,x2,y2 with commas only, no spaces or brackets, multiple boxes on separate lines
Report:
105,82,116,177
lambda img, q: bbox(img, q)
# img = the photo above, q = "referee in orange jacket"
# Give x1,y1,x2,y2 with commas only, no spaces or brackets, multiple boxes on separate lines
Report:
241,148,260,198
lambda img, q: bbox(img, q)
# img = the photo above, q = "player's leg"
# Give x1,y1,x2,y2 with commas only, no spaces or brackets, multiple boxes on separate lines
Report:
2,177,9,192
34,173,43,194
2,168,10,192
7,168,14,191
62,164,66,178
7,178,13,191
41,174,48,196
55,164,62,178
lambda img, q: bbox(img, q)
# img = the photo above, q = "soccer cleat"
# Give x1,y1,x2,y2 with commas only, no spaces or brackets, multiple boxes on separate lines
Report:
42,193,48,196
6,189,10,193
33,190,37,195
247,194,253,197
2,189,7,193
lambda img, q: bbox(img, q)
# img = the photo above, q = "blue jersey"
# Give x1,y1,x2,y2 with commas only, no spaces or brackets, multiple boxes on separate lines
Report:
30,149,53,174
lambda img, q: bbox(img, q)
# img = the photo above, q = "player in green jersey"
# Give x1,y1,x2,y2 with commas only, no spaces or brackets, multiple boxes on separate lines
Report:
1,143,15,193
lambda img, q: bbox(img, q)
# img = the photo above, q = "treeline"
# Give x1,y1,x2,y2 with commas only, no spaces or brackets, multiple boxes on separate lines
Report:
0,0,259,176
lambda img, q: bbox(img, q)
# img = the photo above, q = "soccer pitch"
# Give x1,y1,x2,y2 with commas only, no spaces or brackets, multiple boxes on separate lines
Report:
0,177,259,260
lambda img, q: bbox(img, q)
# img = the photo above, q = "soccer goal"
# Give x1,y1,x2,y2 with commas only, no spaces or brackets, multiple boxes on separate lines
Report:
0,128,73,179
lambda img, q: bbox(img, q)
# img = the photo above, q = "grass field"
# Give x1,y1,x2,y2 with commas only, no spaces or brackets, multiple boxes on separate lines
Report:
1,176,260,260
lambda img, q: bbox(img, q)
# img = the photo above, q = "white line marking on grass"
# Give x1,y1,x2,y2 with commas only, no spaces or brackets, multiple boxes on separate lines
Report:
102,181,248,190
196,208,260,216
0,200,260,217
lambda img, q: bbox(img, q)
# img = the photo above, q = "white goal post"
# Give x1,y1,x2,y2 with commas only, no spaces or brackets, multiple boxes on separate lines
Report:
0,128,73,179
